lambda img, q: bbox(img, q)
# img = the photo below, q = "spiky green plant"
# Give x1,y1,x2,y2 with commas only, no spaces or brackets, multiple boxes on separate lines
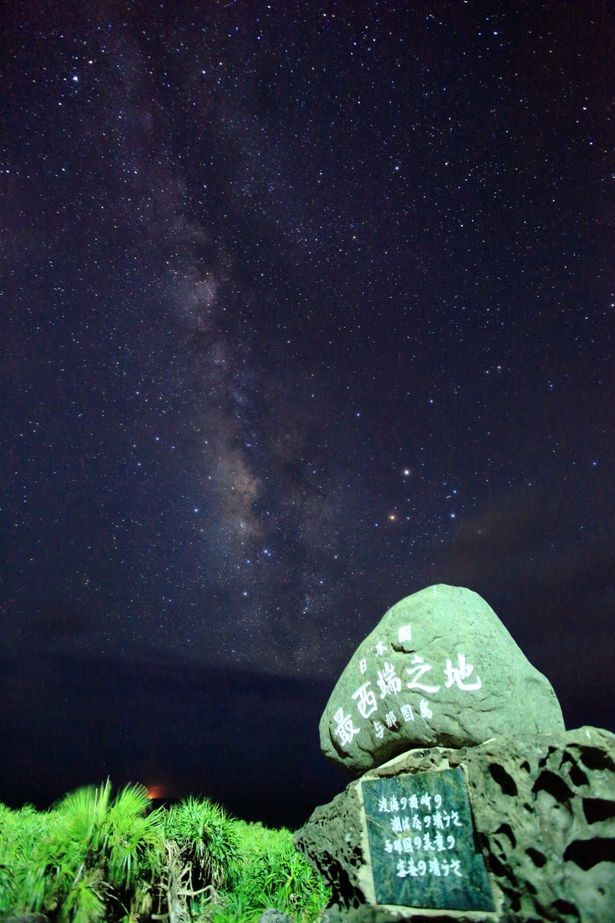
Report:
12,781,163,921
215,820,330,922
163,796,240,891
103,783,164,891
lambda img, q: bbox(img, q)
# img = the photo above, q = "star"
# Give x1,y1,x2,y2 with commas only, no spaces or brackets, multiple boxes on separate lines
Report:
1,0,612,827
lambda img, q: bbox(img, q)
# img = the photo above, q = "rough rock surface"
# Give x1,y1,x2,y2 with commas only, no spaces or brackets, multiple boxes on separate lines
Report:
295,727,615,922
257,912,293,923
320,584,564,775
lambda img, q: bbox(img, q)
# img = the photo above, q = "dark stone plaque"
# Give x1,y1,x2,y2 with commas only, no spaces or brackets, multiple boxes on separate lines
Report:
360,767,495,911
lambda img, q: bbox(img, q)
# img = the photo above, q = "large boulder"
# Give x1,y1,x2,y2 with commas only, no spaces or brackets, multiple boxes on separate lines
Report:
320,585,564,775
295,727,615,922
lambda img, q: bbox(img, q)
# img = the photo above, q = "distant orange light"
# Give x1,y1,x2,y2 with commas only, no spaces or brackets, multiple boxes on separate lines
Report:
146,784,166,800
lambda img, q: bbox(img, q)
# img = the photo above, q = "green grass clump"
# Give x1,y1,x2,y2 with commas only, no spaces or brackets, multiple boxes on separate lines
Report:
0,784,330,922
211,820,330,922
0,801,56,913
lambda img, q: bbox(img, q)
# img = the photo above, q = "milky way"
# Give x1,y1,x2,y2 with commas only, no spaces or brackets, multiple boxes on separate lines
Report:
2,0,614,710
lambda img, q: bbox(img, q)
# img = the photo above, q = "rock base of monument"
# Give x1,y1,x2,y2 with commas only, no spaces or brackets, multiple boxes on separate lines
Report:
295,727,615,922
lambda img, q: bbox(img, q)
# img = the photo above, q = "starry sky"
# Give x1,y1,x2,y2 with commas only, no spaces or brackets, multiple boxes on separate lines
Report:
1,1,613,825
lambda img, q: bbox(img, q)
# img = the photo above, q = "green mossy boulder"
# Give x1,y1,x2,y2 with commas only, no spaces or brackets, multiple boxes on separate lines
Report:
320,585,564,775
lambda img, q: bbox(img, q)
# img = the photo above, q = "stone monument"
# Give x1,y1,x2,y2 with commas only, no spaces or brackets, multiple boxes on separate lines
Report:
295,585,615,922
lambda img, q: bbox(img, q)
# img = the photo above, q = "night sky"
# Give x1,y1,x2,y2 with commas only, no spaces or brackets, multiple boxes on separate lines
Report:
1,1,613,826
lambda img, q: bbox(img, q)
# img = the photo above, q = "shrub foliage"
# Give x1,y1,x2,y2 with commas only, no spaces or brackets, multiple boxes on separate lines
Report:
0,783,329,922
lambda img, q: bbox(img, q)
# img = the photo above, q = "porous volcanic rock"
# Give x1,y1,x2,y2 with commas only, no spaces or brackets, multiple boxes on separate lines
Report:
320,584,564,775
295,727,615,922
